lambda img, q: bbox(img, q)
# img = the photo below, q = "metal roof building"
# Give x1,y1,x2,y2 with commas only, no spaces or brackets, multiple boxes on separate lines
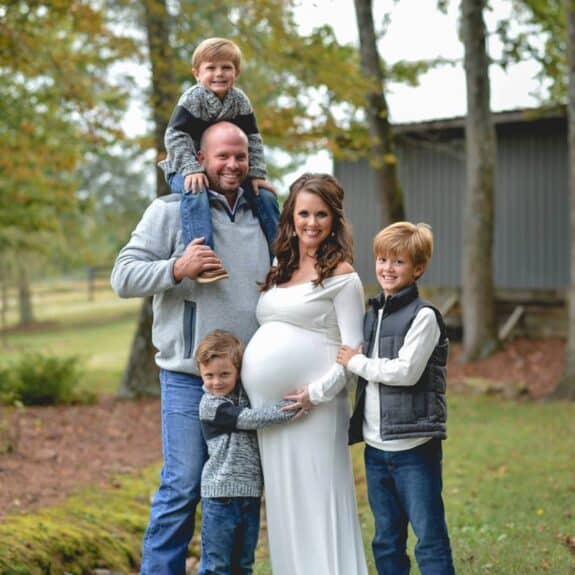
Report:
335,107,569,294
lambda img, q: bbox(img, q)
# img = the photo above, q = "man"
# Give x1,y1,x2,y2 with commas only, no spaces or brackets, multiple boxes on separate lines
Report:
111,122,279,575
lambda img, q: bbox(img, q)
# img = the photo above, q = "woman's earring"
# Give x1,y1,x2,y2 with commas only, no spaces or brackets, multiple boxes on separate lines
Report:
292,231,297,237
330,231,335,237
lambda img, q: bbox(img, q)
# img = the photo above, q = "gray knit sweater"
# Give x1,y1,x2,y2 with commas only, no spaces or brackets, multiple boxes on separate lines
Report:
158,84,267,179
199,385,293,498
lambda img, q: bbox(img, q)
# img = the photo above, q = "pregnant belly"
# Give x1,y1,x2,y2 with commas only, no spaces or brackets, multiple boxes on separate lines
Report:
241,322,331,405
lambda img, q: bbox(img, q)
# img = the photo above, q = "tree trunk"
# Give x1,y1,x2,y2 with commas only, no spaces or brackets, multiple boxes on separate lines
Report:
1,272,7,334
118,297,160,398
143,0,178,199
460,0,498,361
118,0,178,397
551,0,575,400
17,263,34,325
354,0,405,225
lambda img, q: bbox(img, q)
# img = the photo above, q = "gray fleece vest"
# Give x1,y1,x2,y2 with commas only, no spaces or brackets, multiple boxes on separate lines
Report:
349,283,448,444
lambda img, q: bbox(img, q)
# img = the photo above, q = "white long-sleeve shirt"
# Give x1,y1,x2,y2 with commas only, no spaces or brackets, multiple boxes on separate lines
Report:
347,307,440,452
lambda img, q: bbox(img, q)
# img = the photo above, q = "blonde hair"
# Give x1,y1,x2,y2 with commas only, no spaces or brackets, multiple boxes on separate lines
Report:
195,330,244,372
373,221,433,268
192,37,242,73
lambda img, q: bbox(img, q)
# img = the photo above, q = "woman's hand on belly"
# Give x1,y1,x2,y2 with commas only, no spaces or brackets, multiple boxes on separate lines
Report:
283,386,314,419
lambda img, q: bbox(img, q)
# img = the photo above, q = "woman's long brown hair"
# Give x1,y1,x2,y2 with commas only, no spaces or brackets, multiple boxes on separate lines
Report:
260,173,354,291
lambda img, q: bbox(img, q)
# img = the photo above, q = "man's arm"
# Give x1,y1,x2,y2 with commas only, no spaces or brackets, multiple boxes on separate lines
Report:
110,199,179,298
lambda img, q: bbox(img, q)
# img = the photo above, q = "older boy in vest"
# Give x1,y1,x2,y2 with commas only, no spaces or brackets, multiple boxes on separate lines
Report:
337,222,455,575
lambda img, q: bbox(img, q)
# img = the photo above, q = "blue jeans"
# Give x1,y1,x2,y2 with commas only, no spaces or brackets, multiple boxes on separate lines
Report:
140,370,208,575
168,173,278,258
198,497,261,575
364,440,455,575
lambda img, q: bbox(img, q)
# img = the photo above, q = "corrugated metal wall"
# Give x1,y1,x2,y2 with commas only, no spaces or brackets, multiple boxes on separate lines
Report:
335,119,569,290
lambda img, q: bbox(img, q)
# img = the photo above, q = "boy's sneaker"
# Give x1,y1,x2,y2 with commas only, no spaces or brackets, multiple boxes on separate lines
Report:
196,268,229,284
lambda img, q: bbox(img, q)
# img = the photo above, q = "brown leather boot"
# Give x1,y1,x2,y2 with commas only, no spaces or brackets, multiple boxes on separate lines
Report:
196,268,229,284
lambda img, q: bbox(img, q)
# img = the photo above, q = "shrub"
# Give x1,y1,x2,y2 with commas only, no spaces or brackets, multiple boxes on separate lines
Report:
1,353,90,406
0,367,19,405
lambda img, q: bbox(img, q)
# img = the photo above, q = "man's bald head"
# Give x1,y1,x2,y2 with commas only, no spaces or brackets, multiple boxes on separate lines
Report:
197,121,249,204
200,122,249,154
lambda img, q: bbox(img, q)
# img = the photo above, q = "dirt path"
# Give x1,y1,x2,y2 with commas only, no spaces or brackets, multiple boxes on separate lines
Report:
0,397,161,517
0,337,566,518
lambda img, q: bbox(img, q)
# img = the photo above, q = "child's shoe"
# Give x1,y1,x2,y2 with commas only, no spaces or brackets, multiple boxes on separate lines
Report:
196,267,229,284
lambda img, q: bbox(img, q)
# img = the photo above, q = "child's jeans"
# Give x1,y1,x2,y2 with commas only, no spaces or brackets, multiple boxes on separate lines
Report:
364,440,456,575
168,173,278,258
198,496,261,575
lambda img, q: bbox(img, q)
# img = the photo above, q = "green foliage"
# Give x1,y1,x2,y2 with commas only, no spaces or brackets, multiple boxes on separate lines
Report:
0,353,94,406
1,0,451,273
0,282,141,396
0,0,139,255
387,56,456,86
0,366,19,406
159,0,369,159
64,145,154,267
501,1,566,102
0,466,165,574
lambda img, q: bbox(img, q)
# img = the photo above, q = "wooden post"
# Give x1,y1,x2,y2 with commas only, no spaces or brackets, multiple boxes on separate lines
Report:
440,294,459,317
498,305,525,341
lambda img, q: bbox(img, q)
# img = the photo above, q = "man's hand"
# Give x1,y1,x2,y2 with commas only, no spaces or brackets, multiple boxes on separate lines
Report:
336,345,361,367
184,173,209,194
251,178,277,197
172,238,225,282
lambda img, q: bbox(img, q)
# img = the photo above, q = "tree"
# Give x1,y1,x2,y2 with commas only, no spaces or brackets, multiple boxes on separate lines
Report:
353,0,405,224
0,1,136,323
115,0,177,398
115,0,446,396
17,262,34,325
460,0,499,361
502,1,566,103
552,0,575,399
0,1,135,253
115,0,367,396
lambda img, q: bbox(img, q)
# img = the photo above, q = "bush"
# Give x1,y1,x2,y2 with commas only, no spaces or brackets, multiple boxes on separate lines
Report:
0,353,93,406
0,367,19,405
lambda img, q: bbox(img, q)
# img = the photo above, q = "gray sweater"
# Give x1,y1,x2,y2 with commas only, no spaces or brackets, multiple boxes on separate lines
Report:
110,191,270,375
199,385,293,498
159,84,267,180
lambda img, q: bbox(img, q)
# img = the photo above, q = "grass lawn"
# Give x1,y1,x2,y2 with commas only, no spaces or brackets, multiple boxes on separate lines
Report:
1,284,574,573
253,395,575,575
0,285,140,395
442,395,575,575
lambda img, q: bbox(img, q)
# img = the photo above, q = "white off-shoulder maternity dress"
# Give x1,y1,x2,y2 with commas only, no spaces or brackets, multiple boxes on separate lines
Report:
241,272,368,575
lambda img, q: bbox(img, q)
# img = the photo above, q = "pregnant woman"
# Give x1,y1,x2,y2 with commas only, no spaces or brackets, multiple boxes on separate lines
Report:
242,173,368,574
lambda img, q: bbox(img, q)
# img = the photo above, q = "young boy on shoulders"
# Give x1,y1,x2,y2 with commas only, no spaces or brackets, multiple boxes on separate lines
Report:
337,221,456,575
159,37,277,283
196,330,298,575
